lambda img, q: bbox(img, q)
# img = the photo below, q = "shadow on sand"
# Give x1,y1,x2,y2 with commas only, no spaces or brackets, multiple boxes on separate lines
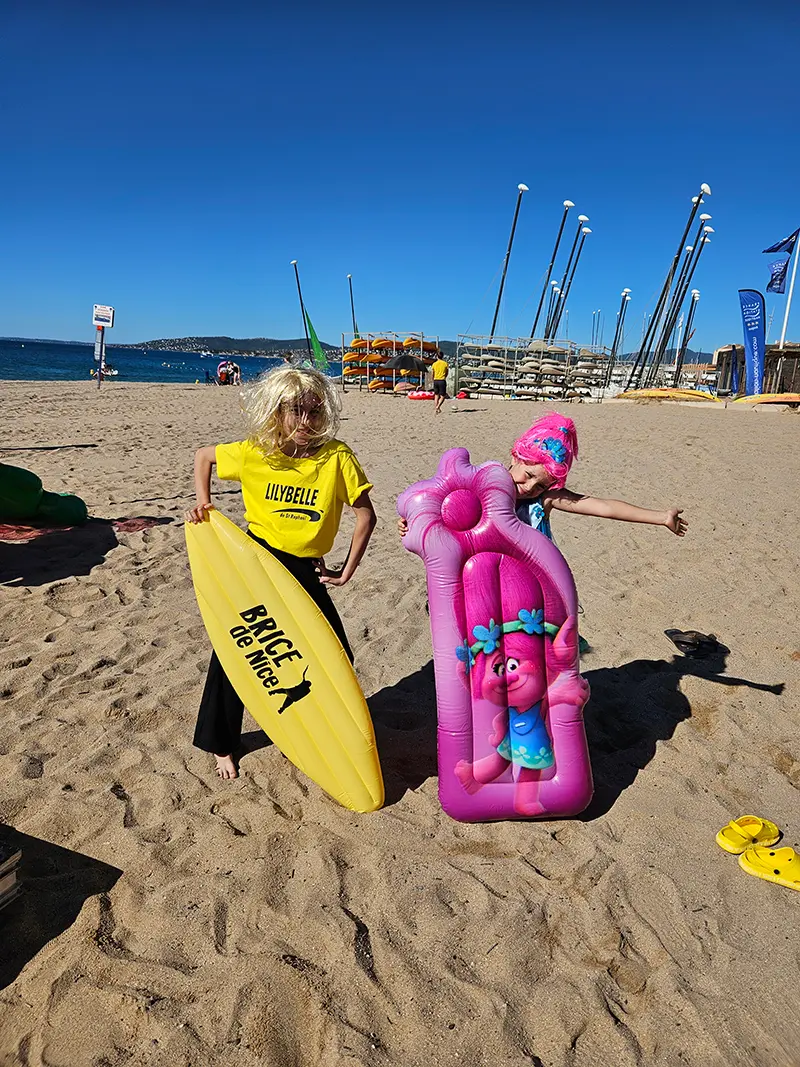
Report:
581,648,783,819
0,517,172,587
365,650,784,814
0,828,122,990
368,661,440,805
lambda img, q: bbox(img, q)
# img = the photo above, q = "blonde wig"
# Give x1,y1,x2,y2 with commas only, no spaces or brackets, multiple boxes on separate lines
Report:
241,366,341,454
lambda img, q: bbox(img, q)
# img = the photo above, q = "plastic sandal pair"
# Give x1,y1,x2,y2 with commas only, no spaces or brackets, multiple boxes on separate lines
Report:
716,815,800,892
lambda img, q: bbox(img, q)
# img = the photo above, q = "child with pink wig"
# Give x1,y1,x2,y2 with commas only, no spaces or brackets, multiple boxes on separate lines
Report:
506,412,686,540
399,412,686,541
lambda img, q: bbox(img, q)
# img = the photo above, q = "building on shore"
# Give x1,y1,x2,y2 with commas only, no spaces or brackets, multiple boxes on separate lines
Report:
712,342,800,395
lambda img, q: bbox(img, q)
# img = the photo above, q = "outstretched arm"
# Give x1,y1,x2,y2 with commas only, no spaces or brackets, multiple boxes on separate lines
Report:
185,445,218,523
319,491,377,586
546,489,687,536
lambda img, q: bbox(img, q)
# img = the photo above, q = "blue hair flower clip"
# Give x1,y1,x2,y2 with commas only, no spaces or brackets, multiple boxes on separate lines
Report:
472,620,501,654
541,436,567,464
458,609,557,664
518,608,545,635
455,640,475,670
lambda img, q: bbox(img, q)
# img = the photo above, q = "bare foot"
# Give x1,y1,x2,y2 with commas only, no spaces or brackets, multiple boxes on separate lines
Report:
214,753,238,780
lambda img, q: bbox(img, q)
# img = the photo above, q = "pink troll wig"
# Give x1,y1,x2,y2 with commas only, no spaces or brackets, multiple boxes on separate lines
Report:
510,412,578,490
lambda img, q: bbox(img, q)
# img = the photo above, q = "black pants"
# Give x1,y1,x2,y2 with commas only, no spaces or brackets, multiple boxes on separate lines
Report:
193,533,353,755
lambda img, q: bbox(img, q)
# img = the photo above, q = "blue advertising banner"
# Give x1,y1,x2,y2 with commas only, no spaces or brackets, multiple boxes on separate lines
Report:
767,256,790,294
731,350,739,395
762,228,799,255
738,290,765,396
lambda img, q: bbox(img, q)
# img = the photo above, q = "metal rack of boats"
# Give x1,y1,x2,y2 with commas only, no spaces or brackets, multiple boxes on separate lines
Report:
454,334,628,402
338,332,441,393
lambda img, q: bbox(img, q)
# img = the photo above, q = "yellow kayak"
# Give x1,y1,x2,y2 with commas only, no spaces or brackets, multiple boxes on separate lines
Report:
732,393,800,404
616,388,722,403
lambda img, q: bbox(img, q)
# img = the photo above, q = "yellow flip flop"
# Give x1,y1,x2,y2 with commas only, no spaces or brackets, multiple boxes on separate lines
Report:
716,815,781,855
739,846,800,892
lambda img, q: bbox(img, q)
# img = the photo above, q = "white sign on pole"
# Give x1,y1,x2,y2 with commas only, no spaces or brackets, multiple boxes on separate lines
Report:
93,304,115,328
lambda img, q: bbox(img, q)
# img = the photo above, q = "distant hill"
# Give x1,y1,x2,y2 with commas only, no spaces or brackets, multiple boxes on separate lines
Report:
129,335,339,355
618,347,709,363
1,336,91,346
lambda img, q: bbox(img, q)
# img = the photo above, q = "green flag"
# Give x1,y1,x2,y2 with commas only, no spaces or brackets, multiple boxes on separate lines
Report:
304,310,328,371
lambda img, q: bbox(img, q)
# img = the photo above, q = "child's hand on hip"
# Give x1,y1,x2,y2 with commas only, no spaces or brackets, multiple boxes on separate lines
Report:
184,503,214,523
397,518,408,537
664,508,687,536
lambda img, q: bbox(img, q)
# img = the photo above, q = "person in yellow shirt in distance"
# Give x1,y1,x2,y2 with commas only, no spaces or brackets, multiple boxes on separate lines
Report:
430,354,449,415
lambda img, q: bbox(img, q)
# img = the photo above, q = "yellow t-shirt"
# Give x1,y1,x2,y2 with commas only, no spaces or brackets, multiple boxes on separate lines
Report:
431,358,449,381
215,439,372,557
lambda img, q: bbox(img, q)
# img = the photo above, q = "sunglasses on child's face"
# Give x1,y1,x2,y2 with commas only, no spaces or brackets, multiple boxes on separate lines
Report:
284,399,323,420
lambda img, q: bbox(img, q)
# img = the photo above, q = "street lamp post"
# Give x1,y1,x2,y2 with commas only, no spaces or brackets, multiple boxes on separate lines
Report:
347,274,358,337
627,183,711,389
291,260,312,359
550,227,591,340
646,226,713,386
651,213,711,366
530,199,574,338
605,289,631,387
608,291,630,354
673,290,700,387
544,284,560,334
546,214,589,340
490,183,529,339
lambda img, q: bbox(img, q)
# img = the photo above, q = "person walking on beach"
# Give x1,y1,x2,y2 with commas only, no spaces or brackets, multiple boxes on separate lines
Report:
431,354,449,415
185,366,377,780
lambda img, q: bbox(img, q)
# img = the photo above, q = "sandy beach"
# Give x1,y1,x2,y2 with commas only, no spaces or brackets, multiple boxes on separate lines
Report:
1,380,799,1067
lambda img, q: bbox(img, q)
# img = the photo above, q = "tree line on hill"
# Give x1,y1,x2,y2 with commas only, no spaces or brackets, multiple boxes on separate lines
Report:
130,336,340,355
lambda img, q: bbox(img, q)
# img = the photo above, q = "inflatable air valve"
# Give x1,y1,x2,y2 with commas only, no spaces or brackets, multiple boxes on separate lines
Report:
397,448,593,821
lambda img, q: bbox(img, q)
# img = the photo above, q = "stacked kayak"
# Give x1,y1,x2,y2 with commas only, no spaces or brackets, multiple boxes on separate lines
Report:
732,393,800,405
343,336,441,390
615,388,722,403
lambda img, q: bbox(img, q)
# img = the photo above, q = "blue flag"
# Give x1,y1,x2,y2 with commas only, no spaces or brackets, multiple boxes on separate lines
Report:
767,256,790,294
762,228,799,255
730,352,739,395
738,290,765,396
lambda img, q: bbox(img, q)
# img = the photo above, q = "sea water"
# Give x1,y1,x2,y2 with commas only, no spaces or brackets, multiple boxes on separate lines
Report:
0,339,342,384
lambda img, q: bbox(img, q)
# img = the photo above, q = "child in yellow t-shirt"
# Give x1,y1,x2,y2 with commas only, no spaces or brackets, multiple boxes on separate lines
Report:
185,366,377,779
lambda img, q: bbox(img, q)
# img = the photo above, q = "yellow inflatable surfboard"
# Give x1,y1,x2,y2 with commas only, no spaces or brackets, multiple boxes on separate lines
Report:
185,510,384,812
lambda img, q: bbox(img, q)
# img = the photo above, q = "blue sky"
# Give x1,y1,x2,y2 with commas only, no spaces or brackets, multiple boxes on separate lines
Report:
1,0,798,351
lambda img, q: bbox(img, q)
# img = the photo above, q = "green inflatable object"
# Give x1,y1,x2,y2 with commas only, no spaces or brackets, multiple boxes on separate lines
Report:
0,463,88,525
